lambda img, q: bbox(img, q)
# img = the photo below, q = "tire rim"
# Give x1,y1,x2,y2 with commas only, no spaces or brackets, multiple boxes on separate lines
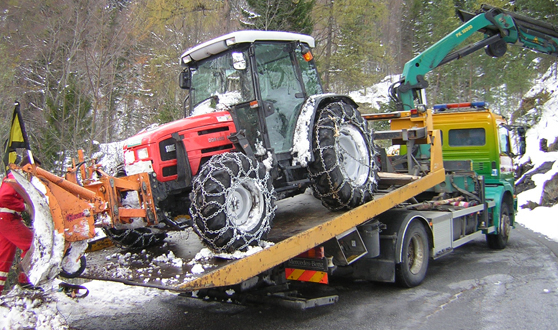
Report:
408,233,425,275
228,179,264,232
336,124,370,186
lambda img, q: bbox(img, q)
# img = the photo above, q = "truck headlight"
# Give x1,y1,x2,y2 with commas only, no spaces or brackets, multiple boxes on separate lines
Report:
124,150,135,164
137,148,149,160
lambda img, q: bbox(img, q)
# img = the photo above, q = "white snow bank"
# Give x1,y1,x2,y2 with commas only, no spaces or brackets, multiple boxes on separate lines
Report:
348,75,400,109
515,64,558,242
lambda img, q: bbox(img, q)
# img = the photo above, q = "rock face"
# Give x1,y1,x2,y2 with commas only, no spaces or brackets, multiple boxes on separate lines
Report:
542,172,558,207
515,161,555,195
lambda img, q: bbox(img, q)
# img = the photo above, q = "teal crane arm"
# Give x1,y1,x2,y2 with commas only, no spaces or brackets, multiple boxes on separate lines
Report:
391,5,558,111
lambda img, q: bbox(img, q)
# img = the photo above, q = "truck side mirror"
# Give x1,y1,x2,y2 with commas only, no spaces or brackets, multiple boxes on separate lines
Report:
517,127,526,156
179,70,191,89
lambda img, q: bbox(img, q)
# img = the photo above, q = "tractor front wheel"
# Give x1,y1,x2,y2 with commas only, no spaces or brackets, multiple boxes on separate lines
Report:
190,152,276,253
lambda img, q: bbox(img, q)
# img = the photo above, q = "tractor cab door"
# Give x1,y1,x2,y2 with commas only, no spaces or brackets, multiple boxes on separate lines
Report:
254,42,322,155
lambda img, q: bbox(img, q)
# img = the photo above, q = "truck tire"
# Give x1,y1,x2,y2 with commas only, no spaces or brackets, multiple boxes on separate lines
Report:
309,101,378,210
396,221,429,288
486,202,511,249
190,152,276,253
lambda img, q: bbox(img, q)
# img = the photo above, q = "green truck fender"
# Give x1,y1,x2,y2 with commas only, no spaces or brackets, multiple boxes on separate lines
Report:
484,183,516,233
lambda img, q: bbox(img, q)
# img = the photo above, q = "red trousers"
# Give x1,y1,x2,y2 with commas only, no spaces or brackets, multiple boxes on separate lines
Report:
0,212,33,295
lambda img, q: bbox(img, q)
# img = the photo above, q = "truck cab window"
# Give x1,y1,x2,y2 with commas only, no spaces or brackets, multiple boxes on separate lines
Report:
448,128,486,147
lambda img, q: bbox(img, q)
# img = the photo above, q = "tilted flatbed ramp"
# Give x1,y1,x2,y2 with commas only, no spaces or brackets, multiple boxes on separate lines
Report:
80,168,445,292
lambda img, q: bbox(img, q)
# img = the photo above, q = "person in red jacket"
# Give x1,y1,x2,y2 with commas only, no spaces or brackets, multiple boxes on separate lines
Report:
0,156,39,295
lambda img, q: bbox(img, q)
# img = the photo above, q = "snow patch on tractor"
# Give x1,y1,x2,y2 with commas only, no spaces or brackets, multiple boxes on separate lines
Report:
291,96,318,167
190,92,242,117
254,139,266,156
262,151,274,171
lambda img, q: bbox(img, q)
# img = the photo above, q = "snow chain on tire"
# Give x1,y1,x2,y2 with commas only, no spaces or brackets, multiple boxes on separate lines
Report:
190,152,276,253
309,101,379,210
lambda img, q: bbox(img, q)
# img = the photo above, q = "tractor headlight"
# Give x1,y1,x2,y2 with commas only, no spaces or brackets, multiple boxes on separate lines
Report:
124,150,135,164
137,148,149,160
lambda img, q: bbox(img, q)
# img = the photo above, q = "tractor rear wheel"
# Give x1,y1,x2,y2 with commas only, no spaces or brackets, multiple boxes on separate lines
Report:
190,152,276,253
309,101,378,210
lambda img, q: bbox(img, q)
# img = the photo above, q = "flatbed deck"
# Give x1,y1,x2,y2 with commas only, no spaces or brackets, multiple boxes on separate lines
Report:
80,168,445,292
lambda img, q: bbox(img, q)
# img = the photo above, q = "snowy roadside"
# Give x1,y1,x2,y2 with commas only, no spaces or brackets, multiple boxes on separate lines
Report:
513,63,558,243
0,280,175,330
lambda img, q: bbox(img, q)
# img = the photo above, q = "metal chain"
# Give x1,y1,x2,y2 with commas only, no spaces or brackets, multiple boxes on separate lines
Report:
309,102,379,210
190,153,276,252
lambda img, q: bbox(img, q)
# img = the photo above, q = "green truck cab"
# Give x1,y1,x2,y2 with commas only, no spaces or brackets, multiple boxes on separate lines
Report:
431,102,519,247
384,101,522,250
395,102,522,249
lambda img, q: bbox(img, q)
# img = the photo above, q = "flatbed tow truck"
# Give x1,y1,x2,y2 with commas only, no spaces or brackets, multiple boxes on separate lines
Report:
75,101,507,309
6,4,556,308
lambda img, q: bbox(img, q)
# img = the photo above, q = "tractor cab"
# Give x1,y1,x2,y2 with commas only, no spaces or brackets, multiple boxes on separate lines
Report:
179,31,323,163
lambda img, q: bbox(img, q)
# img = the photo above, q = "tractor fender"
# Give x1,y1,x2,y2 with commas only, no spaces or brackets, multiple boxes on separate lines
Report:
291,94,359,167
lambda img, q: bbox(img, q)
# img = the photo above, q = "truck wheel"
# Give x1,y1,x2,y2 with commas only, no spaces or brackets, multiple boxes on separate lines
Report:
309,101,378,210
486,202,511,249
396,221,429,288
190,152,276,253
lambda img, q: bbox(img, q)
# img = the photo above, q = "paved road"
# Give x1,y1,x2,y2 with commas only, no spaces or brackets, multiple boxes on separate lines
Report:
66,225,558,330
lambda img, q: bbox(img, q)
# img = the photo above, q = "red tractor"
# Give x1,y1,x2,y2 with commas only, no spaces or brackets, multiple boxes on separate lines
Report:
122,31,378,252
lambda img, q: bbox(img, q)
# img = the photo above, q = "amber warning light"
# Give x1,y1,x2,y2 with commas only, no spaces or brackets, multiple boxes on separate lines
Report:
301,46,313,62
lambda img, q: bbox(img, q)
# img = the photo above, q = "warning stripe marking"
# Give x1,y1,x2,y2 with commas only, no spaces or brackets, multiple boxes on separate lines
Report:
285,268,328,284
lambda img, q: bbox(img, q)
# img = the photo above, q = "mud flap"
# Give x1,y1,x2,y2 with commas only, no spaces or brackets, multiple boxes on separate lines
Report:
8,170,65,285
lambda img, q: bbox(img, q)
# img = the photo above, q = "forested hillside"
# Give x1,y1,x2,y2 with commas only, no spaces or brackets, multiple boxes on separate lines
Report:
0,0,556,172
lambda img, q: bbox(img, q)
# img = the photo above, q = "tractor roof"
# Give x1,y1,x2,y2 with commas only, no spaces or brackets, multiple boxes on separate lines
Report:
180,30,315,65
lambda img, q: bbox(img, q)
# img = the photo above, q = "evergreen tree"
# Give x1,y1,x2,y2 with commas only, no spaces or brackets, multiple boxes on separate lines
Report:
240,0,315,34
313,0,389,93
42,74,93,174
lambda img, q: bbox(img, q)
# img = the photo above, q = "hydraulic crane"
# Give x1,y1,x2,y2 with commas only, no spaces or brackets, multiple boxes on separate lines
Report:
392,4,558,111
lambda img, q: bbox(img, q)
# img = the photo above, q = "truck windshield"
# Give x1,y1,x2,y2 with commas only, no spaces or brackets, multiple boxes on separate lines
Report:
189,48,255,117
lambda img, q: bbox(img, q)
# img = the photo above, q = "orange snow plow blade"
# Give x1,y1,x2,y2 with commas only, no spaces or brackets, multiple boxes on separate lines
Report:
6,162,159,285
7,169,66,285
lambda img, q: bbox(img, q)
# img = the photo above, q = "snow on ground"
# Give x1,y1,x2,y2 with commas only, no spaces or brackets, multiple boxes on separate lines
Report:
0,280,175,330
514,63,558,242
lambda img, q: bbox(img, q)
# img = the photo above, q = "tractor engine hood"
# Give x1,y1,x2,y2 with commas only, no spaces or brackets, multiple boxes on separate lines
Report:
124,112,237,182
125,112,234,148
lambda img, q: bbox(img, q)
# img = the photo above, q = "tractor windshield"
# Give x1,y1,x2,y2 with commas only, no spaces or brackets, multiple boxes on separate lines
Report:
189,48,255,117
